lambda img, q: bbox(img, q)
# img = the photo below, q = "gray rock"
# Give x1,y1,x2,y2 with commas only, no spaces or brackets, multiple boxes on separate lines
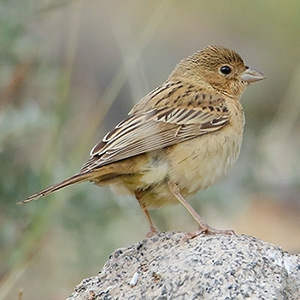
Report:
67,232,300,300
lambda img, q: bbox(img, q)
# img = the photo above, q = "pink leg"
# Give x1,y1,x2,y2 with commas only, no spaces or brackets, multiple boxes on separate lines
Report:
168,182,235,238
135,192,158,237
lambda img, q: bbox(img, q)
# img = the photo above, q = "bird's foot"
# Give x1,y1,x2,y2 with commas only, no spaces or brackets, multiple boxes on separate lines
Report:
146,225,159,238
185,225,235,239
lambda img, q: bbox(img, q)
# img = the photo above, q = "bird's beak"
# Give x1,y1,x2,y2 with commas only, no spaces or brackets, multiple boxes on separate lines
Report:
240,67,266,83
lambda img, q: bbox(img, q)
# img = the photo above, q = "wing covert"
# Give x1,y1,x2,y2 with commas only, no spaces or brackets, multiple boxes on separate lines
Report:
80,89,230,172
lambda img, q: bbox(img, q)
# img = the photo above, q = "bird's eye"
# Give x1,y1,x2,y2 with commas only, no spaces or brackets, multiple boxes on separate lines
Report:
220,65,232,75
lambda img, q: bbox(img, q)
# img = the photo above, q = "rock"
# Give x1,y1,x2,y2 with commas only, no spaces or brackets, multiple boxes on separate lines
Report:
66,232,300,300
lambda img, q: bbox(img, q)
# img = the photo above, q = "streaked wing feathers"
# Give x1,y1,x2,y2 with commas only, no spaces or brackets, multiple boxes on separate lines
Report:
80,94,230,172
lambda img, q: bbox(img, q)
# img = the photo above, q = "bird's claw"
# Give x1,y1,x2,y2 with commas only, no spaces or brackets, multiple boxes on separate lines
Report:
185,226,235,239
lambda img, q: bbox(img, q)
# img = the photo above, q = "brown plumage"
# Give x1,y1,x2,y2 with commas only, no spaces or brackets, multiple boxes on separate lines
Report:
21,45,266,237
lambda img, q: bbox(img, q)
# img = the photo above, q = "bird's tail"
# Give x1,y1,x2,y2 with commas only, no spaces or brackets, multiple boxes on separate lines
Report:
18,172,93,204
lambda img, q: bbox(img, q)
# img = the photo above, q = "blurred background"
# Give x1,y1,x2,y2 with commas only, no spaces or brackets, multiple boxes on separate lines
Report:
0,0,299,299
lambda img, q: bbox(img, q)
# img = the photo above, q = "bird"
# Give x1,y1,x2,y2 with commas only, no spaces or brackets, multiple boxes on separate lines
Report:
20,45,266,238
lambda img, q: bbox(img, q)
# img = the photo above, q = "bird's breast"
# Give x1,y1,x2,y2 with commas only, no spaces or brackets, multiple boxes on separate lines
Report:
166,126,243,196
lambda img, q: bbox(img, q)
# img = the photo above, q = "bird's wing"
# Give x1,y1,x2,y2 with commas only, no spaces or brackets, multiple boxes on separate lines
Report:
80,88,230,172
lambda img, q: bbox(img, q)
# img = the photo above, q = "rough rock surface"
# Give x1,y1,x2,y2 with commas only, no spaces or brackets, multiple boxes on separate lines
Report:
67,232,300,300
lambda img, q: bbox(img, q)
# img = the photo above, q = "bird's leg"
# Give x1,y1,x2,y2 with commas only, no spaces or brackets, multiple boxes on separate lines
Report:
135,192,158,237
168,181,235,238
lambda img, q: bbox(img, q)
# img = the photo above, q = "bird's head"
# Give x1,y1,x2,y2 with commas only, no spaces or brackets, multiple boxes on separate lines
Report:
172,45,266,99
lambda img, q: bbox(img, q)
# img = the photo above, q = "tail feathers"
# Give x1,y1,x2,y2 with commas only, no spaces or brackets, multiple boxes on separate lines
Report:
18,172,92,205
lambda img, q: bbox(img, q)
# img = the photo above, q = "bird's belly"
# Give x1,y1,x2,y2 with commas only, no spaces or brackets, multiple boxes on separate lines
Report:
109,130,242,209
167,131,242,195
